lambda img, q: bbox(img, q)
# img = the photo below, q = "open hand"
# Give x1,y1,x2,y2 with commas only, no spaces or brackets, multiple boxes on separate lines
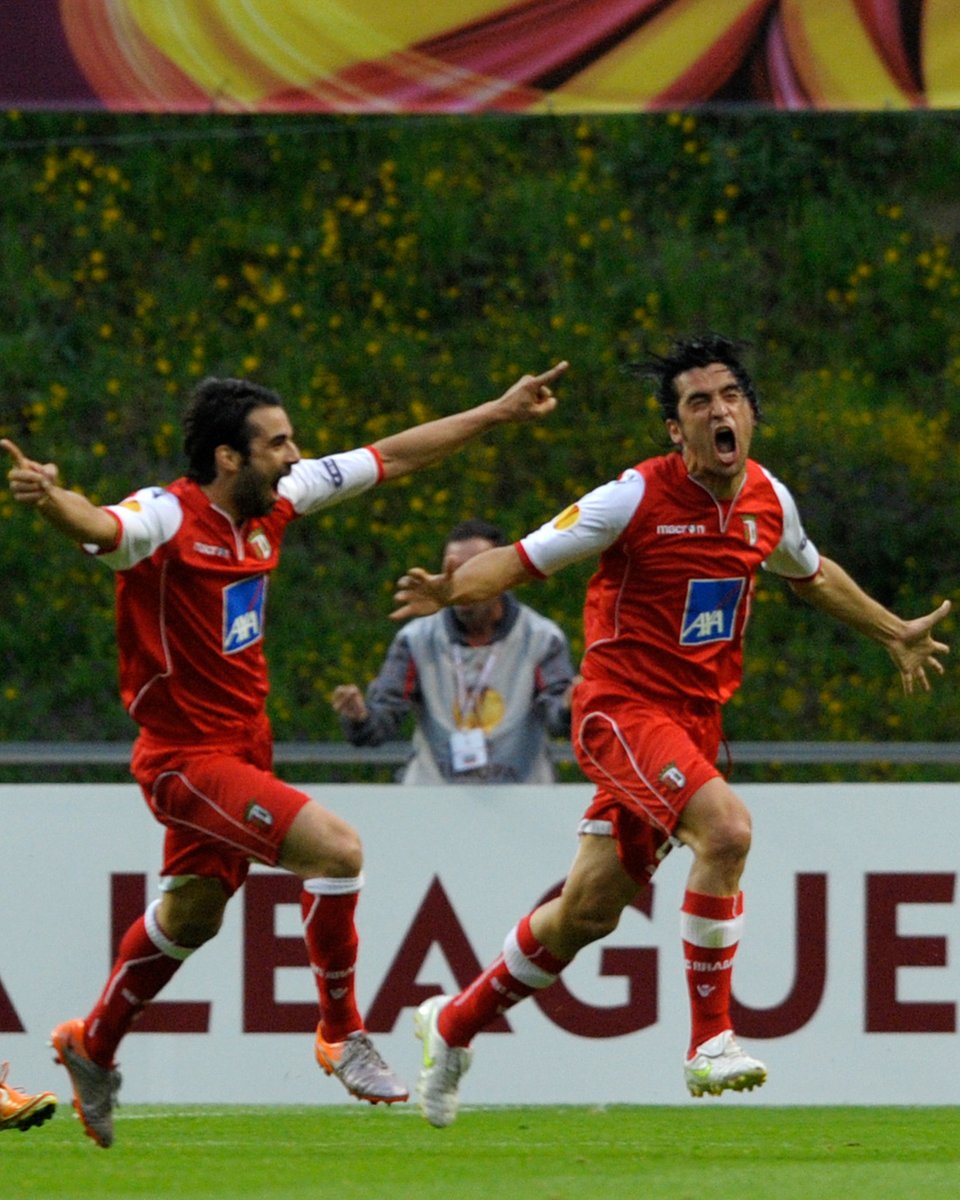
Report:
391,567,452,622
889,598,951,694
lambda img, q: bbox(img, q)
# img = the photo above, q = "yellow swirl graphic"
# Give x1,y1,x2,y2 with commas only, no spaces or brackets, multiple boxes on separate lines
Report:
56,0,958,112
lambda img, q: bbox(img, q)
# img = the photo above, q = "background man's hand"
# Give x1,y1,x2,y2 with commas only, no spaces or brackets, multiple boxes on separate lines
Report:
331,684,369,721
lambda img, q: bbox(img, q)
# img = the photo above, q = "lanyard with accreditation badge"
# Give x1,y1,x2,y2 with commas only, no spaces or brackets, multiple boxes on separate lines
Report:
449,643,498,772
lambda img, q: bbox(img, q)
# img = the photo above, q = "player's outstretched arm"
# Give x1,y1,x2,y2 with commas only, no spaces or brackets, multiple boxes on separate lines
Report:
373,362,568,482
392,544,529,621
789,556,950,694
2,437,118,548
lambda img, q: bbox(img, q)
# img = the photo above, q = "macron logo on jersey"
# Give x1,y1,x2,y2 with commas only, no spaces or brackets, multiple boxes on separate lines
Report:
657,523,706,535
680,578,746,645
223,576,268,654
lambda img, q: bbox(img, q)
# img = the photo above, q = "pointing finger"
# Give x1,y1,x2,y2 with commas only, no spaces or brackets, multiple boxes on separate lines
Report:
0,438,27,468
535,361,569,391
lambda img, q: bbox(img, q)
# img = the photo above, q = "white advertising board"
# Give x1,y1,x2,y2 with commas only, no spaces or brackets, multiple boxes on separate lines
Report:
1,783,957,1106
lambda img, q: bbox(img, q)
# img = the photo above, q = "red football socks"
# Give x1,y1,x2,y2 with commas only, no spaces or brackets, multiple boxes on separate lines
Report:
84,900,192,1067
301,877,364,1043
439,912,570,1047
681,889,744,1056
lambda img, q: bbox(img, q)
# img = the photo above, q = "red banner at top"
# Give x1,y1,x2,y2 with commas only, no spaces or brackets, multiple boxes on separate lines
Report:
2,0,957,113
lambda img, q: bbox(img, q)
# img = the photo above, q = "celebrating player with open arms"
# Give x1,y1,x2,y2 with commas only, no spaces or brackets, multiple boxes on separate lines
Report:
392,333,950,1127
1,359,566,1147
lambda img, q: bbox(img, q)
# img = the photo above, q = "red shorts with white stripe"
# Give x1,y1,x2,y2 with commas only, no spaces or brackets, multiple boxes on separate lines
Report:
131,718,311,896
572,689,723,885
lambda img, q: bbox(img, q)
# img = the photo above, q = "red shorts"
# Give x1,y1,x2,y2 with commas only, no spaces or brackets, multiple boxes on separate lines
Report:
573,690,723,886
131,721,311,896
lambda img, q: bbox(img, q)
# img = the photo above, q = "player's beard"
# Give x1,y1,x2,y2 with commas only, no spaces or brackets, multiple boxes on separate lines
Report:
232,462,278,520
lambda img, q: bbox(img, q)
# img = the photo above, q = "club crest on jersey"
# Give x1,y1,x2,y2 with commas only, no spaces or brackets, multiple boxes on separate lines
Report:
247,529,272,561
244,801,274,832
741,515,758,545
659,762,686,790
680,577,746,645
223,575,267,654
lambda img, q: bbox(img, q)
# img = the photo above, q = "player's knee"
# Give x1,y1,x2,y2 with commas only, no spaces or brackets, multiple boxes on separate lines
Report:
304,823,363,879
169,911,224,947
702,810,752,869
158,891,226,948
326,824,363,877
681,782,752,868
280,803,364,878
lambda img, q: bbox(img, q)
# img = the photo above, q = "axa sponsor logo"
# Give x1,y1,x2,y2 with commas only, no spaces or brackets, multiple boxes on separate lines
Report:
657,523,706,535
680,577,745,645
683,609,727,641
223,575,268,654
227,613,260,649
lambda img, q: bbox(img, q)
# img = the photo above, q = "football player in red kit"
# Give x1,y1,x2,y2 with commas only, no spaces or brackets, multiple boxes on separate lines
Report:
392,334,950,1127
2,361,566,1147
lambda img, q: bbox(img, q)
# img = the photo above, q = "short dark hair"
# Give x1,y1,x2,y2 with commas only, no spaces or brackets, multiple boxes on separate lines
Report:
626,333,762,422
183,377,284,483
445,519,508,549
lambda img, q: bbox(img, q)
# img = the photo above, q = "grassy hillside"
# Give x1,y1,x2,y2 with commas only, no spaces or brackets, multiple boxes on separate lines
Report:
1,110,958,769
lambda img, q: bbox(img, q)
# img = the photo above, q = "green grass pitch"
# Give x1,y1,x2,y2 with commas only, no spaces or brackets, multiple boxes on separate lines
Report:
6,1104,959,1199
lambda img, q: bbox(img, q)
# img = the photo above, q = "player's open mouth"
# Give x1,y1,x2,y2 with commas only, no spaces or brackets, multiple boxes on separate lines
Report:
714,426,737,463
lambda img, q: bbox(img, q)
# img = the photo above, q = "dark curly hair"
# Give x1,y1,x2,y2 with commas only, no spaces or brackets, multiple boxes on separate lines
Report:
625,333,762,423
183,377,284,483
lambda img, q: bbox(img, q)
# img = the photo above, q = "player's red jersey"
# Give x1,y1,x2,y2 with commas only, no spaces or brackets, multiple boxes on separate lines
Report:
518,452,821,706
92,450,381,743
112,477,290,741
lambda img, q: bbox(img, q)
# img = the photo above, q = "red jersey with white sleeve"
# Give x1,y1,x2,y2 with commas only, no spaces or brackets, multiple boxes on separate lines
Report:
89,448,383,743
516,453,821,706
